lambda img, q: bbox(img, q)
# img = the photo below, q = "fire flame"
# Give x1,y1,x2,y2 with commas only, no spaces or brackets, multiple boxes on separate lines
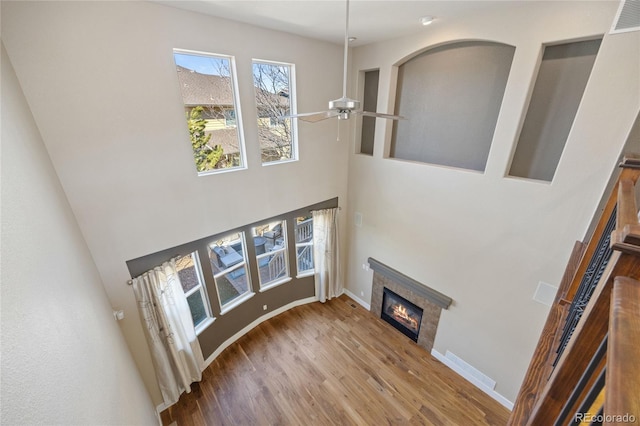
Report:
392,304,419,331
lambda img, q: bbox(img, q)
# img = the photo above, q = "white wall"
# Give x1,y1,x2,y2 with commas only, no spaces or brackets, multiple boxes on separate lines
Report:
346,2,639,402
1,1,347,405
1,43,157,425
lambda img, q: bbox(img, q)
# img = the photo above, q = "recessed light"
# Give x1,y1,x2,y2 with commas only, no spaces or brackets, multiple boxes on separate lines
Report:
348,36,357,42
420,16,434,26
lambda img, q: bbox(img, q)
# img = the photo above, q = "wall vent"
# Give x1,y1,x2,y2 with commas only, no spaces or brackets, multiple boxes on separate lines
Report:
610,0,640,34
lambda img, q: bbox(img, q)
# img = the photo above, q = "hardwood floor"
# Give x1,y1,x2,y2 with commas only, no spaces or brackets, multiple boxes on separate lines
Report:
161,295,510,425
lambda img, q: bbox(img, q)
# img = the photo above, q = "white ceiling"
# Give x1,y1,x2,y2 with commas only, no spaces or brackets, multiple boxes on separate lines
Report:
153,0,524,46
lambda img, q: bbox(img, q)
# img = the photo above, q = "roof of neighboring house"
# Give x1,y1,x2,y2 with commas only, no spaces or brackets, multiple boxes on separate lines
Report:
176,65,290,110
176,65,234,106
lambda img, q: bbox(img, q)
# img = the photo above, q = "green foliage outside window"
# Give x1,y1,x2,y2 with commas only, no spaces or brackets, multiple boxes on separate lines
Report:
188,106,224,172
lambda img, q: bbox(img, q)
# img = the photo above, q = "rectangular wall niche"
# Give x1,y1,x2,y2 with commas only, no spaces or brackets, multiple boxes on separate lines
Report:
368,257,451,353
508,38,602,182
360,69,379,156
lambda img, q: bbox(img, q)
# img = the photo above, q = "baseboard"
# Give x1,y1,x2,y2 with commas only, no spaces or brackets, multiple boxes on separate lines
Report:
203,296,318,368
343,288,371,310
155,402,168,425
430,349,514,410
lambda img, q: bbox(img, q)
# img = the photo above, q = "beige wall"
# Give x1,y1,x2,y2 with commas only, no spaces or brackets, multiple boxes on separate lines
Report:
4,0,639,412
346,1,639,402
1,43,157,425
1,1,347,406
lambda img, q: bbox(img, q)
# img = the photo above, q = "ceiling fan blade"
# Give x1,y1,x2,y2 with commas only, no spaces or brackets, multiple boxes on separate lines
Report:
283,110,339,122
360,110,406,120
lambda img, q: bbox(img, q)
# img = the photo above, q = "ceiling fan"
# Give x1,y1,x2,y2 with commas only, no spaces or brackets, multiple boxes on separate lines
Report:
285,0,404,122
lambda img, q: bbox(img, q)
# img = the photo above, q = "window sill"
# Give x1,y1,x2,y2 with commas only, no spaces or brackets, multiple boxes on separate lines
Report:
296,271,314,279
259,277,292,292
194,316,216,336
197,165,247,177
220,292,255,315
262,158,298,167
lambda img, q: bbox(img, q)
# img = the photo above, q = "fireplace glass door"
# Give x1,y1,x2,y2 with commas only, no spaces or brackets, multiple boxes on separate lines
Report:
381,288,424,342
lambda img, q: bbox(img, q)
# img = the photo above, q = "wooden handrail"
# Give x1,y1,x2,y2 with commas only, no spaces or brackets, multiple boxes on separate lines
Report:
509,154,640,425
604,277,640,425
611,178,640,255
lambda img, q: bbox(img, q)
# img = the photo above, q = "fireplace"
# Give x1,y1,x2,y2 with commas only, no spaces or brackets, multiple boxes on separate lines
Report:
381,287,424,342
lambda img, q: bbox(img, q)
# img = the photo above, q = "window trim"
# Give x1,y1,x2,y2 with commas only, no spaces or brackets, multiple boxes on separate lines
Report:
173,48,248,175
294,217,314,276
209,232,253,311
177,251,215,335
252,58,299,165
252,220,291,289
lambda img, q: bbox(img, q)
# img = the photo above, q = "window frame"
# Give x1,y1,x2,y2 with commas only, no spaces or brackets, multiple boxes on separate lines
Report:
252,59,298,166
173,48,248,175
208,232,255,314
175,251,215,335
294,216,314,277
252,220,291,291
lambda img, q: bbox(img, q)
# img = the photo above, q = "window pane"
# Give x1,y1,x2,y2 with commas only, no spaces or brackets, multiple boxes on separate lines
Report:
208,232,251,307
216,267,249,306
296,245,314,273
187,291,207,326
253,220,289,287
253,61,297,164
174,50,245,173
208,232,245,275
295,216,314,274
175,253,199,293
175,251,211,329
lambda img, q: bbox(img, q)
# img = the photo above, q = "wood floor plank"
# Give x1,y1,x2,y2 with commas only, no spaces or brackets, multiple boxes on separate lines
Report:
161,295,510,425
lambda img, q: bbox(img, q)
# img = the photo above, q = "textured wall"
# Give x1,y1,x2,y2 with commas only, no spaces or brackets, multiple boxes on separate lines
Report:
1,44,157,425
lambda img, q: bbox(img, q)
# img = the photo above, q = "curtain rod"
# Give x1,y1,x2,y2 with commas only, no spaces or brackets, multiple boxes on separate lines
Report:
127,254,182,286
309,206,341,212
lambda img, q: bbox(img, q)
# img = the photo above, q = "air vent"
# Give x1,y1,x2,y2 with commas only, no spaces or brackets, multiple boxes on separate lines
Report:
610,0,640,34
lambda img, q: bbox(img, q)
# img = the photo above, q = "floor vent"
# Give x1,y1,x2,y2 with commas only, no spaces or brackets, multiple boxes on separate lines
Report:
611,0,640,34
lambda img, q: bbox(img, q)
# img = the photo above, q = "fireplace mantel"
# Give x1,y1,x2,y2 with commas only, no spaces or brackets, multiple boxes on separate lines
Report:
368,258,452,309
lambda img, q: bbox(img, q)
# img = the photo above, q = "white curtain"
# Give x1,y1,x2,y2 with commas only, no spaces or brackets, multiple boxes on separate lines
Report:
313,207,342,302
132,259,204,406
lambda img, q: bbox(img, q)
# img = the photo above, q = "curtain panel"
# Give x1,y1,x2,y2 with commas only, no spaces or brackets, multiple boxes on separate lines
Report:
132,259,204,406
313,207,342,302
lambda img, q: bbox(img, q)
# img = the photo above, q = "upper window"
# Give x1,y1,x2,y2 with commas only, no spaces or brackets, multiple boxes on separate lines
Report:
175,251,213,333
294,216,314,276
252,220,290,289
391,41,515,172
173,50,246,174
208,232,252,310
252,60,297,164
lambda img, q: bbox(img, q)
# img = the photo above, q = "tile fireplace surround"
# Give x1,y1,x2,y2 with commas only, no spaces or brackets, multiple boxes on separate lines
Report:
369,257,452,353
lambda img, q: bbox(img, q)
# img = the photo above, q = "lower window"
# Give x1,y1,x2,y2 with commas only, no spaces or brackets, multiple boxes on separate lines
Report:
252,220,290,288
295,216,314,275
175,251,213,330
208,232,252,308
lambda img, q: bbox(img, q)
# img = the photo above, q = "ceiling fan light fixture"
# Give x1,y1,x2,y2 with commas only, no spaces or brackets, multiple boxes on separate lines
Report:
420,16,435,26
281,0,405,123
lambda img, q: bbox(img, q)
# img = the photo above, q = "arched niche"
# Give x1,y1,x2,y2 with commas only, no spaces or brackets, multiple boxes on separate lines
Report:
390,40,516,172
